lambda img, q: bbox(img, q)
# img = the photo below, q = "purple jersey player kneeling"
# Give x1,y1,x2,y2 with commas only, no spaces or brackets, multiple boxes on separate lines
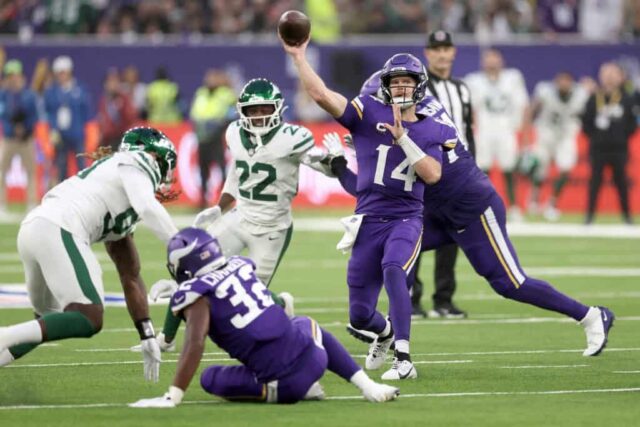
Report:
129,227,399,408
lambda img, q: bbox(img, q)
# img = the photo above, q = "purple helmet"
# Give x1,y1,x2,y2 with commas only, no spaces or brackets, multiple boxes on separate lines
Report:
166,227,226,283
379,53,428,105
360,70,383,97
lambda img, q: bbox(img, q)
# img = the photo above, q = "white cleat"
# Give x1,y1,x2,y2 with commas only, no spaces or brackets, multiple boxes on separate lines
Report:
381,357,418,380
303,381,325,401
581,306,615,357
362,382,400,403
508,206,524,223
278,292,295,318
543,205,561,222
365,335,394,370
130,332,176,353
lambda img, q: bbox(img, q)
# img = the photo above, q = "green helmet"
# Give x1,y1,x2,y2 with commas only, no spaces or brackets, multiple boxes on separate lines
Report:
237,78,284,136
119,127,177,185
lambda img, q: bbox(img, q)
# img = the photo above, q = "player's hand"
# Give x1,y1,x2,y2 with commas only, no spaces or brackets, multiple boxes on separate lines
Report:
383,104,406,141
141,337,162,382
129,395,175,408
193,205,222,229
278,33,310,59
149,279,178,301
322,132,345,157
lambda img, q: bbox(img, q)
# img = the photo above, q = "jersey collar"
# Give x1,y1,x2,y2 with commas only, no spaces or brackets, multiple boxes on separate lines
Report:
239,124,283,153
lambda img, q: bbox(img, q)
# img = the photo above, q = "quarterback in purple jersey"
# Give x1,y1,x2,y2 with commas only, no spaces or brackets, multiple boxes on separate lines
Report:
129,228,399,408
329,75,614,359
282,35,454,380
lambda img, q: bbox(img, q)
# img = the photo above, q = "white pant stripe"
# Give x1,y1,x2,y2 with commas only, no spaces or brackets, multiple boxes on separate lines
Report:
484,207,526,285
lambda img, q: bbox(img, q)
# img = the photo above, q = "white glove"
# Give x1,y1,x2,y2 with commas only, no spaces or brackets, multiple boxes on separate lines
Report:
129,386,184,408
193,205,222,229
130,332,176,353
149,279,178,301
141,337,162,382
322,132,345,157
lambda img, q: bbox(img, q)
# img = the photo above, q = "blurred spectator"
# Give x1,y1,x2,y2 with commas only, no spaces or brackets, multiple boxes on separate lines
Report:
536,0,579,36
189,69,235,208
97,68,138,151
476,0,533,41
579,0,624,41
306,0,340,43
46,0,98,34
0,59,39,212
426,0,474,33
121,65,147,118
465,49,529,221
146,66,182,124
43,55,92,182
582,62,637,225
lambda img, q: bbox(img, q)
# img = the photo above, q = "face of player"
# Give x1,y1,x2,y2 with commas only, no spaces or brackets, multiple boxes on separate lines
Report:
389,75,417,105
482,50,503,78
598,63,624,93
425,46,456,78
554,73,574,97
245,104,276,128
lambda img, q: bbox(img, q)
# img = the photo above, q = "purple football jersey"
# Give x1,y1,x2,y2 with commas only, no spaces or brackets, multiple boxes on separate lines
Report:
170,256,312,381
337,95,449,218
415,96,494,228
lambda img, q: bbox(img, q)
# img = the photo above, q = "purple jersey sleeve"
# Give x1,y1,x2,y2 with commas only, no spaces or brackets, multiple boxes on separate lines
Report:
170,277,211,316
336,96,367,131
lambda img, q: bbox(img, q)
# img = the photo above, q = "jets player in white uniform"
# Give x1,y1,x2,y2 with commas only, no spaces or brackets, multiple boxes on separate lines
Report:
152,78,329,351
465,49,529,221
0,127,178,383
524,72,590,220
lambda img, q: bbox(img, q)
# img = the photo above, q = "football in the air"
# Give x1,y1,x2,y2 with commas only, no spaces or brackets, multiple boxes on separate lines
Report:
278,10,311,46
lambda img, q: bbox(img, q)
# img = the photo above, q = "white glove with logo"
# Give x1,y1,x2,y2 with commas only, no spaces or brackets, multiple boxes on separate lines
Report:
149,279,178,301
193,205,222,229
322,132,346,157
129,386,184,408
141,337,162,382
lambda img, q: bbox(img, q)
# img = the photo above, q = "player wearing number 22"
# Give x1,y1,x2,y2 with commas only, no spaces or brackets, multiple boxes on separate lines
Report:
0,127,179,382
130,227,399,407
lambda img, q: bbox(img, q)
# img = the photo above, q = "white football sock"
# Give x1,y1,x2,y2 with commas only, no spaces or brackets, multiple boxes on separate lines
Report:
579,307,600,327
395,340,409,354
0,320,43,348
379,320,392,339
350,369,376,391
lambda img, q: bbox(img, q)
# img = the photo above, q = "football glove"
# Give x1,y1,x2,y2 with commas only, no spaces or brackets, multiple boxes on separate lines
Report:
322,132,345,157
130,332,176,353
129,387,183,408
193,205,222,229
141,337,162,382
302,146,334,176
149,279,178,301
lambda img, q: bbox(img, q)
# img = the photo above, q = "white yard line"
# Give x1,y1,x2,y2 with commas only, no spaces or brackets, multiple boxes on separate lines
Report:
499,364,589,369
2,387,639,410
612,371,640,374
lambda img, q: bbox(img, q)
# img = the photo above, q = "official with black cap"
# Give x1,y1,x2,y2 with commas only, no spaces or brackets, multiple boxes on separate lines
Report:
410,30,476,319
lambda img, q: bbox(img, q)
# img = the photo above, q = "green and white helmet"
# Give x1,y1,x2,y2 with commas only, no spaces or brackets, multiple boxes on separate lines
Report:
237,78,284,136
119,126,177,185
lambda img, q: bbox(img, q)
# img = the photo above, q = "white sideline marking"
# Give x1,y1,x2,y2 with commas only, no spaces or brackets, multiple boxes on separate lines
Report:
410,347,640,357
613,371,640,374
6,357,235,368
499,364,589,369
1,387,639,410
413,360,473,365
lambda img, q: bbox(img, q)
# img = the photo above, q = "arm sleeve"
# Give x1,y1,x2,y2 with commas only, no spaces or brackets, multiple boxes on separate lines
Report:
336,96,366,130
119,165,178,243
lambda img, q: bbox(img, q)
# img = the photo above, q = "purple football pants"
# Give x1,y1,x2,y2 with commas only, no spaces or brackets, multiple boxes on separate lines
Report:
347,216,422,342
420,192,589,321
200,316,361,404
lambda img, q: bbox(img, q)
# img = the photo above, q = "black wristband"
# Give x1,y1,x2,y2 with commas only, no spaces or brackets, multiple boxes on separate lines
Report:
134,318,156,340
329,156,348,177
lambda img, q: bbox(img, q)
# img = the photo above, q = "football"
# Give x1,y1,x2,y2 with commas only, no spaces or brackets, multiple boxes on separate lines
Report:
278,10,311,46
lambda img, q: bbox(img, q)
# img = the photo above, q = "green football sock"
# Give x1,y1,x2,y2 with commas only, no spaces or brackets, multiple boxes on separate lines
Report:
504,171,516,205
553,173,569,199
161,306,182,341
270,291,285,308
9,343,39,360
41,311,97,341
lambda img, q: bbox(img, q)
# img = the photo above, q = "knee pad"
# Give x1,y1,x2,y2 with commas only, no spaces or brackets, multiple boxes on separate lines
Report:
349,302,375,330
200,366,223,395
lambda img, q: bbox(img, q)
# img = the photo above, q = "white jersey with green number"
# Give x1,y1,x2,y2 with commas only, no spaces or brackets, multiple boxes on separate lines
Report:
25,151,162,243
533,81,589,137
223,120,315,233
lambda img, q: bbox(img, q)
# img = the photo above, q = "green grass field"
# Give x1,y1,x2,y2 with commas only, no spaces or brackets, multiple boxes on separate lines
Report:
0,212,639,426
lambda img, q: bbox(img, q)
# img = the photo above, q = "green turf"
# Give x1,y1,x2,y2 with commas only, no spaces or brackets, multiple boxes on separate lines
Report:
0,216,639,426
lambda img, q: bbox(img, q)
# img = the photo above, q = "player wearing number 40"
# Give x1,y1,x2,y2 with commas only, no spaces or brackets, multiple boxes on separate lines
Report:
148,78,336,353
0,127,179,383
130,227,399,407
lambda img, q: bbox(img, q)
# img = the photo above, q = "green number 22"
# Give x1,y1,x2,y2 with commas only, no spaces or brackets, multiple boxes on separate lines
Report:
235,161,277,202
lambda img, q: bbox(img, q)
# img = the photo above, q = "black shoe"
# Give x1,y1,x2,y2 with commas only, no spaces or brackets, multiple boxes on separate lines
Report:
411,303,427,319
428,304,467,319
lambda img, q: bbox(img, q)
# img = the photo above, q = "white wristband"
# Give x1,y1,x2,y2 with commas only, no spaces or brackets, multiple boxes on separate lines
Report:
168,386,184,404
396,132,426,166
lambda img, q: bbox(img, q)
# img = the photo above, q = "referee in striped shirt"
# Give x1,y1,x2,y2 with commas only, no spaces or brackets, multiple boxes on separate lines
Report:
411,31,476,319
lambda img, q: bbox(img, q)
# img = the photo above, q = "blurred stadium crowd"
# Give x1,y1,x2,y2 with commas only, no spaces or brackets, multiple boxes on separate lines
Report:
0,0,639,42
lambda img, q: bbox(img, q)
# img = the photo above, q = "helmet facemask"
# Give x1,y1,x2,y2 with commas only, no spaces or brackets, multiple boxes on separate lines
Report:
379,53,428,108
238,100,284,136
